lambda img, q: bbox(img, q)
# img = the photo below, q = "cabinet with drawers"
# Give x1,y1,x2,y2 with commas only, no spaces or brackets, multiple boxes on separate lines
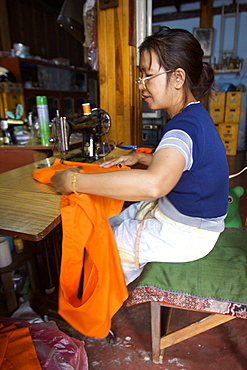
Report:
210,91,242,155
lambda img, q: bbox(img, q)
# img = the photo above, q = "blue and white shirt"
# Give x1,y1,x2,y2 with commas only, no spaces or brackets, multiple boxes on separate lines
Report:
155,102,229,232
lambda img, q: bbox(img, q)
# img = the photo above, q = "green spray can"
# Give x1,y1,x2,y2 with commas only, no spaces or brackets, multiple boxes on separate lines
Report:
36,96,51,146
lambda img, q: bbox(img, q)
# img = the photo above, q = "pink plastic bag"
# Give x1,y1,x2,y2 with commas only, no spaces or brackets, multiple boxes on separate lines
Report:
0,317,88,370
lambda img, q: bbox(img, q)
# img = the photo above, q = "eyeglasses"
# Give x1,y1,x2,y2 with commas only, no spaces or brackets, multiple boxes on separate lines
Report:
135,70,172,89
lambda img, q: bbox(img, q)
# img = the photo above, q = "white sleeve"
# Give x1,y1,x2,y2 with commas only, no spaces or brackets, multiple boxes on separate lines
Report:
155,129,193,171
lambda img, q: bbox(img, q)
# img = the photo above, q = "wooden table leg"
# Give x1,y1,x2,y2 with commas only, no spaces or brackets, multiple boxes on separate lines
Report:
151,301,163,364
1,272,18,314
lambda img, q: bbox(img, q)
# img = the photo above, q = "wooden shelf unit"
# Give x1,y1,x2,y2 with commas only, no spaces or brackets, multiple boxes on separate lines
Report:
0,57,99,119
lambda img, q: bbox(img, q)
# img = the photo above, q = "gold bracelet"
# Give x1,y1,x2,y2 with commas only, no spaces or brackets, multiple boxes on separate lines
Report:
71,171,82,196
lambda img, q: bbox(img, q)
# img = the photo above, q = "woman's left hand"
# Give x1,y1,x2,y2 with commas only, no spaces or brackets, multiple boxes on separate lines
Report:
51,168,81,195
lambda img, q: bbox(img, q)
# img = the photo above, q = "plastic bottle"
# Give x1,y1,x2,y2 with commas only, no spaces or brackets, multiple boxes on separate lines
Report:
13,237,24,253
36,96,51,146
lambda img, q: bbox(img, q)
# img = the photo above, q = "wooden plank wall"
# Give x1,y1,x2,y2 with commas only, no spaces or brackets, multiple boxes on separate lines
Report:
97,0,142,146
0,0,84,68
0,0,11,51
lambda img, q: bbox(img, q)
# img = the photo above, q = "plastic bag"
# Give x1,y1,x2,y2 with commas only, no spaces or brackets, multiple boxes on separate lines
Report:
0,316,88,370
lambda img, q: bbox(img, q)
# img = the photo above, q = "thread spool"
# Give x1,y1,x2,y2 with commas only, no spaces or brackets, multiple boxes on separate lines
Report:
0,237,13,268
82,103,91,115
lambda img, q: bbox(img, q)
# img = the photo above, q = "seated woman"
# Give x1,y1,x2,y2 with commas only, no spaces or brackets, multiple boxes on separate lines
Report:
51,27,229,285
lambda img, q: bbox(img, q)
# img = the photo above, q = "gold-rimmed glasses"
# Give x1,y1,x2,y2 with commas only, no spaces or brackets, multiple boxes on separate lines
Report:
135,70,172,89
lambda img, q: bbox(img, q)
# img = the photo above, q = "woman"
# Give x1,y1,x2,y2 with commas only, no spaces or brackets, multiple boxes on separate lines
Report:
52,28,229,284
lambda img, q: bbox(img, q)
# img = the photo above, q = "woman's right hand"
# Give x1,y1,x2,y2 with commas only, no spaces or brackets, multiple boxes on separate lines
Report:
99,152,141,168
99,151,154,168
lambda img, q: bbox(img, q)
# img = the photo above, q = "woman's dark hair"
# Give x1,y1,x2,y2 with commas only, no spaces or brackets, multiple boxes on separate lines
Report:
139,27,215,105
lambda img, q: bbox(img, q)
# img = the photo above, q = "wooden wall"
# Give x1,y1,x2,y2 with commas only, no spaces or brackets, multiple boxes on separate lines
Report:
0,0,84,67
0,0,143,145
97,0,142,146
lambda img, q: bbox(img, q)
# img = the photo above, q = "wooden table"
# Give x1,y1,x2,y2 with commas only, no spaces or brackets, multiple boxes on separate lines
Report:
0,141,82,174
0,147,131,313
0,158,61,241
0,147,129,241
0,155,62,313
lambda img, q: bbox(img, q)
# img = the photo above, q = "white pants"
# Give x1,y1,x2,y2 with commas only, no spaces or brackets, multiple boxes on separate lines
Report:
109,200,220,285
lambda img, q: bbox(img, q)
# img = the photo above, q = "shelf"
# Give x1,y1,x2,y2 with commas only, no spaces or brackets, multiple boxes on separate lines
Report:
0,244,35,276
214,69,241,74
0,57,99,117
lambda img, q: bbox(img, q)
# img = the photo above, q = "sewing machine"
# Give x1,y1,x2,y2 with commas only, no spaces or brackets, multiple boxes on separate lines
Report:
50,105,111,161
0,118,25,144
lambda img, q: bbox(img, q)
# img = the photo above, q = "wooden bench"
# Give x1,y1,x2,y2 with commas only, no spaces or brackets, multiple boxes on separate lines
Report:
126,228,247,364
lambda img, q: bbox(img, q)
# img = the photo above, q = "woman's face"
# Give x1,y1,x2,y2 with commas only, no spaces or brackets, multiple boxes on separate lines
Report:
139,49,175,112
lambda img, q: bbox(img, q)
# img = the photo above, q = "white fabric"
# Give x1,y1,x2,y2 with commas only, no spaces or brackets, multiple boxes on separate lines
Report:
109,200,220,285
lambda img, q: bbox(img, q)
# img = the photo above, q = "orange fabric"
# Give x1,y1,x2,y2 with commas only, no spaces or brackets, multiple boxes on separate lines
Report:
33,159,129,338
135,147,153,153
33,158,130,185
0,324,41,370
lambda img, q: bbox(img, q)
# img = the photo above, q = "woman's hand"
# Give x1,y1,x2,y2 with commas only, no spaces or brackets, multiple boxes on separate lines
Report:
99,152,153,168
51,168,81,195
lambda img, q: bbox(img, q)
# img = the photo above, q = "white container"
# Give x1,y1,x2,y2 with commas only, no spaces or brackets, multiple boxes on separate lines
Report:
0,237,13,268
13,43,30,58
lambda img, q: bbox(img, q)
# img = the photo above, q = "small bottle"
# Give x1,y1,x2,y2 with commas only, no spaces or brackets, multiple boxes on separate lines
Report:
0,128,4,144
14,237,24,253
3,133,10,144
28,112,37,141
89,135,94,157
84,142,90,156
36,96,51,146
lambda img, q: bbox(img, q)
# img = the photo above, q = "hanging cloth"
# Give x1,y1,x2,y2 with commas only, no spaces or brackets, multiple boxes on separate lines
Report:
33,159,129,338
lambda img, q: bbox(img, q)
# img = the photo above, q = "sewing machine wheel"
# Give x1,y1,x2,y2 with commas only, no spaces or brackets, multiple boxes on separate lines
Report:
91,108,111,137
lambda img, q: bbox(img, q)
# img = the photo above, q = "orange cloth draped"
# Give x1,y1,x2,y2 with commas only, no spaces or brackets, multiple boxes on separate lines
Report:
33,159,129,338
0,324,42,370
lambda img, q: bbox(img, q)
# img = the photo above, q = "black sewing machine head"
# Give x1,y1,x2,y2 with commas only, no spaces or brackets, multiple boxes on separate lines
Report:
50,105,111,161
0,118,25,144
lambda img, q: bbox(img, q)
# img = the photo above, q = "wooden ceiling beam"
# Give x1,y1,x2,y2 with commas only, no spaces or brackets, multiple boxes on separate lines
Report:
153,3,247,23
200,0,213,28
172,0,181,12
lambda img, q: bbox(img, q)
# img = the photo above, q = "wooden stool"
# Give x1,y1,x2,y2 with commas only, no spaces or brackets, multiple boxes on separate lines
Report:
150,301,235,364
126,228,247,364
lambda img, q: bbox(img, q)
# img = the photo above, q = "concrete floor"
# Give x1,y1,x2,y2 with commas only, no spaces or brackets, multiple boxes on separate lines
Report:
44,290,247,370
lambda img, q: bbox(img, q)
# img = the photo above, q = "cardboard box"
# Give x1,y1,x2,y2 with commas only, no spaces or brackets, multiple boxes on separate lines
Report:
222,139,238,156
210,107,224,123
226,91,242,108
224,106,241,123
210,91,226,109
218,123,239,140
0,82,23,93
1,93,25,119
